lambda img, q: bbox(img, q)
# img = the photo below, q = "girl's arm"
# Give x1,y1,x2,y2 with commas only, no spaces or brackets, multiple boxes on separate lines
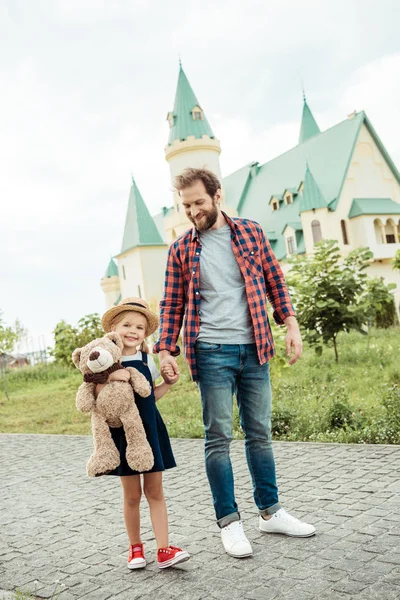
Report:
154,380,172,402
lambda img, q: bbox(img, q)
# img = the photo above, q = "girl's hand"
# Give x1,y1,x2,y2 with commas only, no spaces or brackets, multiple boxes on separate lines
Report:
108,369,130,382
161,365,179,385
95,383,106,398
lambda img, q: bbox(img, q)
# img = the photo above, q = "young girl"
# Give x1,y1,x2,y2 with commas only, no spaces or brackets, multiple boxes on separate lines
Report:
99,296,190,570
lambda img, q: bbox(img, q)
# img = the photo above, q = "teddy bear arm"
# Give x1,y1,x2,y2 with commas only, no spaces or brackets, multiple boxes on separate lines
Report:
125,367,151,398
76,382,96,412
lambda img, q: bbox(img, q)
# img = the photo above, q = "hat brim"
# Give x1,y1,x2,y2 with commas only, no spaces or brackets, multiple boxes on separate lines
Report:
102,305,159,336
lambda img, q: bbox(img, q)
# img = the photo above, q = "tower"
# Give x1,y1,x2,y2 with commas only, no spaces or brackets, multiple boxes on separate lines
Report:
299,94,320,144
113,177,167,313
100,258,121,309
164,63,227,240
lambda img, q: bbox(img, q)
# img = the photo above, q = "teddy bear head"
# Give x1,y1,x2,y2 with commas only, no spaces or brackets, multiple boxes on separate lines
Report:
72,332,124,375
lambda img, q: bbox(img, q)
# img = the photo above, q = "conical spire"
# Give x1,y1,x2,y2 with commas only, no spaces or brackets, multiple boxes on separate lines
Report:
104,258,118,278
300,164,327,212
167,63,215,145
120,177,165,254
299,94,320,144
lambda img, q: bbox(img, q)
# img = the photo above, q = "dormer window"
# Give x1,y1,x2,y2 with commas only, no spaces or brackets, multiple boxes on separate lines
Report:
192,105,203,121
167,112,175,129
298,181,304,193
285,193,293,205
272,201,279,211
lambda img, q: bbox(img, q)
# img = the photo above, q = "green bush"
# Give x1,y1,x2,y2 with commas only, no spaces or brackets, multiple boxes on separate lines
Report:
271,408,295,437
326,399,353,430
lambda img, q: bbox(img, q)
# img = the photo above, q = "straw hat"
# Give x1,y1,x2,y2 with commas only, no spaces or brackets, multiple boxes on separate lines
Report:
102,297,159,336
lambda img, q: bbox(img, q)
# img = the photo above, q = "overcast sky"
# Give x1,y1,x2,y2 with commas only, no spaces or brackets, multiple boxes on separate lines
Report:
1,0,400,351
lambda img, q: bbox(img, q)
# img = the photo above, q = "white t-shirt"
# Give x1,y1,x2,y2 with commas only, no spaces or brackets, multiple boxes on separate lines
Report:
121,351,160,383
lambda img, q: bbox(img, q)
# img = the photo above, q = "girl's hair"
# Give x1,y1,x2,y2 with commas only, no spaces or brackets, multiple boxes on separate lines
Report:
110,310,150,354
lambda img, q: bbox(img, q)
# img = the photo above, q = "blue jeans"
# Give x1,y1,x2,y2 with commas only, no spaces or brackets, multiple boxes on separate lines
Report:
195,342,281,528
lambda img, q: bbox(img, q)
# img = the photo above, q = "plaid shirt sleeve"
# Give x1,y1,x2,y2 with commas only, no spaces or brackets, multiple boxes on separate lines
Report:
153,242,185,357
256,224,296,325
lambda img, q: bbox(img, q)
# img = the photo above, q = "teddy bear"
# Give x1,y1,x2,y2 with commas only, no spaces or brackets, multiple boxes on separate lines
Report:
72,332,154,477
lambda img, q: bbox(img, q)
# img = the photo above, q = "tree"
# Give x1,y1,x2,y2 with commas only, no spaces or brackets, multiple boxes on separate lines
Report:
287,240,372,362
365,277,397,329
51,314,103,367
0,312,17,354
393,249,400,272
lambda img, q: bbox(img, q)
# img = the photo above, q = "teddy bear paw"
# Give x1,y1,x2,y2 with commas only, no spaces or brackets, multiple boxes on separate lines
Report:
126,447,154,473
87,448,120,477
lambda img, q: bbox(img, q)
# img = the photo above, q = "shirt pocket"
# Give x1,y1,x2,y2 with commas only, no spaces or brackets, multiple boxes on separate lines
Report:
243,249,263,277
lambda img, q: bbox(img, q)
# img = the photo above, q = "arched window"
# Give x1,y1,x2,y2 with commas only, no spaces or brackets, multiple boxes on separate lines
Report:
374,219,384,244
385,219,397,243
341,220,349,245
311,220,322,244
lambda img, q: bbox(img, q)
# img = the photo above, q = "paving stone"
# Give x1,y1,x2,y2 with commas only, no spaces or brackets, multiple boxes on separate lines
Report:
1,435,399,600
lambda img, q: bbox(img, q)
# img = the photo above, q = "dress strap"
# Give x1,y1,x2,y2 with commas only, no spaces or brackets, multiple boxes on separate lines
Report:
141,352,148,365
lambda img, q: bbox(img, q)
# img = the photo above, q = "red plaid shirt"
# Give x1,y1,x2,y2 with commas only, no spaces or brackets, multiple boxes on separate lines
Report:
153,212,295,381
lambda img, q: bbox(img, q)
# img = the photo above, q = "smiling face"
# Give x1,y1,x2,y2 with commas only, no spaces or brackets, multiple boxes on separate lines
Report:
111,311,148,355
180,180,221,232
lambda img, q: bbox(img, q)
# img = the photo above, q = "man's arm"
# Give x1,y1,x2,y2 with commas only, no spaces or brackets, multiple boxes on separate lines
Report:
153,243,185,376
257,224,295,324
257,225,302,365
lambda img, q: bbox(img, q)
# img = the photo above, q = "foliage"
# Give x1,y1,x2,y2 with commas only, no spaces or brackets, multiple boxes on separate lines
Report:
287,240,372,361
13,581,64,599
365,277,398,329
393,249,400,272
3,327,400,444
50,313,103,367
0,310,17,353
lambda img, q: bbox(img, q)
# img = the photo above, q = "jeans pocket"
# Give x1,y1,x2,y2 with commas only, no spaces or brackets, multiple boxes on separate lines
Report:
195,341,221,352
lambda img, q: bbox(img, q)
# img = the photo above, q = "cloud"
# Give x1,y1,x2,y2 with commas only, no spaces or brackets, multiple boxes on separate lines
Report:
338,54,400,166
1,1,400,351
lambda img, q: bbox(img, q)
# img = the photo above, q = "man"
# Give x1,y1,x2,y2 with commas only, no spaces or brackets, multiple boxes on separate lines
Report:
153,167,315,558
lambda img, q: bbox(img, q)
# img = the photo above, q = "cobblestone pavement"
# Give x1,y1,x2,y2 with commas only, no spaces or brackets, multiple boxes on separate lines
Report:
0,435,399,600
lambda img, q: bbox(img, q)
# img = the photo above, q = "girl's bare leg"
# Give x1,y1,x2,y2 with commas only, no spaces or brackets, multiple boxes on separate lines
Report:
120,475,142,545
143,472,168,548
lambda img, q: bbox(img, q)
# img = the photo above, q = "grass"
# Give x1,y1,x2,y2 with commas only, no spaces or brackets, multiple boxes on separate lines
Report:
1,328,399,443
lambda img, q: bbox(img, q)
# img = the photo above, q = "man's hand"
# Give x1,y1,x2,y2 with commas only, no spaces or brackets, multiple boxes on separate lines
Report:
160,353,180,385
284,316,303,365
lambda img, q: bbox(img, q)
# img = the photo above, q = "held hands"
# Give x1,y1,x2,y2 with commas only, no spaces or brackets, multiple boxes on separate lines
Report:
160,356,180,385
284,317,303,365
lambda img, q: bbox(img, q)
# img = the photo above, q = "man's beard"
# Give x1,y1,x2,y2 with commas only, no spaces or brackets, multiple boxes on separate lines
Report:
189,203,219,232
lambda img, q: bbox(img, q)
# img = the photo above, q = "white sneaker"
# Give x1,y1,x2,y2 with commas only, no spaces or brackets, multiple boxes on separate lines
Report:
221,521,253,558
259,508,316,537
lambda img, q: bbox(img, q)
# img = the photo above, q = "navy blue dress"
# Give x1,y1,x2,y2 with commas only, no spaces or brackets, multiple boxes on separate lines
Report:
107,352,176,476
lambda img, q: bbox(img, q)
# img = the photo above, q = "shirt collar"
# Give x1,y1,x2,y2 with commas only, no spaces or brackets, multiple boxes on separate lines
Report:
191,211,238,242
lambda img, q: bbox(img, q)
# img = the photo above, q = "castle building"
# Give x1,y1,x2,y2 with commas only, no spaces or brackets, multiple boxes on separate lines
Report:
101,64,400,315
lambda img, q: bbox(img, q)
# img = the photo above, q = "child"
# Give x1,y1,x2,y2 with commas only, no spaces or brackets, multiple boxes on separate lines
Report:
99,297,190,570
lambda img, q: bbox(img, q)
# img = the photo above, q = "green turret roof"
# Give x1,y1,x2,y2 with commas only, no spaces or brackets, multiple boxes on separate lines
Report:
104,258,118,278
299,96,320,144
299,164,327,212
120,177,166,254
167,63,215,145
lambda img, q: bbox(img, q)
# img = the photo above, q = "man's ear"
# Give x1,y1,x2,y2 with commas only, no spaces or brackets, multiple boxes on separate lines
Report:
105,332,123,350
71,348,82,368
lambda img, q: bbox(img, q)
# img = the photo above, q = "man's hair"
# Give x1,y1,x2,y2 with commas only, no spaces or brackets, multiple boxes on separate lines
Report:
174,167,221,198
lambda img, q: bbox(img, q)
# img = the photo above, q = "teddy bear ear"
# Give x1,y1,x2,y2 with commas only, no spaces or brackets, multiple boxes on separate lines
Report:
105,332,123,350
71,348,82,368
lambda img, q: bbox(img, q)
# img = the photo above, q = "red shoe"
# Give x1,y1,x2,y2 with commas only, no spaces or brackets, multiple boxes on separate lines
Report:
157,545,190,569
128,543,146,569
